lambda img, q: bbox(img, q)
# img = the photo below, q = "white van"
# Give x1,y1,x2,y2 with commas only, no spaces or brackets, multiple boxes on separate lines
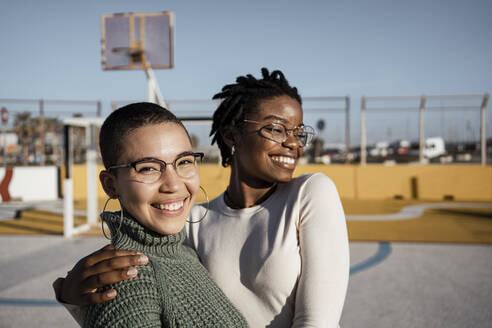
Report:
424,137,446,159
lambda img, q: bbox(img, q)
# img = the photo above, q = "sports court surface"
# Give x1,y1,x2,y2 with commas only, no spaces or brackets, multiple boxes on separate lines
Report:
0,199,491,327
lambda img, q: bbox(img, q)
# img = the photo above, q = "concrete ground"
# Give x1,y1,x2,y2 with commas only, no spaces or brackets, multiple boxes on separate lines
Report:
0,235,491,328
343,242,492,328
1,200,491,327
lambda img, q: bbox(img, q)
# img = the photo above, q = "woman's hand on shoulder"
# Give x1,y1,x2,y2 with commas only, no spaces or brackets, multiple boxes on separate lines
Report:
52,244,148,306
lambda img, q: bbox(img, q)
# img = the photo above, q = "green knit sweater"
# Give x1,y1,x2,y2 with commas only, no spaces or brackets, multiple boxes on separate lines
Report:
84,211,247,328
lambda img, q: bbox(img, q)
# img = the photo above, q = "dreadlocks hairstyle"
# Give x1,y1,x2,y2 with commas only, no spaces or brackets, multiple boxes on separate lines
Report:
99,102,190,169
210,67,302,167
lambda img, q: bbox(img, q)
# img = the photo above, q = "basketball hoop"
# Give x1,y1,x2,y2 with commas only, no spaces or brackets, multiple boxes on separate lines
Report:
101,12,172,108
101,12,174,70
111,47,144,63
111,45,166,108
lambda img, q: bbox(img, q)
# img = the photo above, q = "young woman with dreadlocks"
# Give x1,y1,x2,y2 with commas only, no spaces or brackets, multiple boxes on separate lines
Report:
53,68,350,327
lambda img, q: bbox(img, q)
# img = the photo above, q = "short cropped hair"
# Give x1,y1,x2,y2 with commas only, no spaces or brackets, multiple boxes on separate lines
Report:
210,68,302,167
99,102,189,169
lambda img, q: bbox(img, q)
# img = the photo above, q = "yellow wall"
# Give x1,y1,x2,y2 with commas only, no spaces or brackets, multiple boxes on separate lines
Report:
301,165,492,201
417,165,492,200
62,165,231,202
65,164,492,202
197,165,230,203
294,165,357,198
60,165,107,201
355,165,427,200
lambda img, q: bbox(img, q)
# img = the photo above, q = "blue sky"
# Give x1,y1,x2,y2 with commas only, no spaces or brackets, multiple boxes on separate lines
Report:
1,0,491,144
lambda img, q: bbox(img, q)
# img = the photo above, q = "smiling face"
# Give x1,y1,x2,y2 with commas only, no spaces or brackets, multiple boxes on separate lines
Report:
234,95,303,185
100,122,199,235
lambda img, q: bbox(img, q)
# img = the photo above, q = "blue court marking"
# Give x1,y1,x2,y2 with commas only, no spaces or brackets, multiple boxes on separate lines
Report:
0,298,60,306
0,242,392,307
350,242,392,276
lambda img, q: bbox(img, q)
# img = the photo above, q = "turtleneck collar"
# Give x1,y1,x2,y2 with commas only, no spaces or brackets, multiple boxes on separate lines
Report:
101,210,186,257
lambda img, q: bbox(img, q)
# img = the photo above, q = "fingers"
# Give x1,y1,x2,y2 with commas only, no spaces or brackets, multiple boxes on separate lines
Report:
82,267,140,292
83,245,142,268
80,289,117,306
82,253,148,279
59,245,149,306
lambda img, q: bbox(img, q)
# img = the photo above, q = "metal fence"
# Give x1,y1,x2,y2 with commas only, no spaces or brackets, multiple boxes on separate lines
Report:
1,93,489,167
360,93,489,165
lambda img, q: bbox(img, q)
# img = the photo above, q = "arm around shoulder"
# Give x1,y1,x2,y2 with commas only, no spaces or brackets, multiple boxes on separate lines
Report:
83,268,162,328
293,173,350,327
53,277,86,327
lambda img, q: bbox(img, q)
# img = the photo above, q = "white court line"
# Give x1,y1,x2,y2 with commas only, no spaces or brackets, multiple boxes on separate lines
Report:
346,202,492,221
0,200,86,220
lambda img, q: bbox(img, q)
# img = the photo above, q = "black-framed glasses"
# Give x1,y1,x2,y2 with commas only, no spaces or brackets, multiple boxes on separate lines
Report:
108,152,204,183
243,120,316,147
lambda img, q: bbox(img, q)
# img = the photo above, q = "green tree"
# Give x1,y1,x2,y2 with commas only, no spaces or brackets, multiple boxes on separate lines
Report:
13,112,34,165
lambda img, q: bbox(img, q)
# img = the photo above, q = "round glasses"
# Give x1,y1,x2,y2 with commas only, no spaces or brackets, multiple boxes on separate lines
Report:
243,120,315,147
108,152,204,183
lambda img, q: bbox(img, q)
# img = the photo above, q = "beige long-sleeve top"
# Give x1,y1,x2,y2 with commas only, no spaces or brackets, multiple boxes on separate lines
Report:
187,173,350,327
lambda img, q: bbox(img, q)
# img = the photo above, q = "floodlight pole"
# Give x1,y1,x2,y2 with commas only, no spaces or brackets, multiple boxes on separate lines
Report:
418,96,427,164
480,93,489,166
39,99,45,165
345,96,350,161
360,96,367,166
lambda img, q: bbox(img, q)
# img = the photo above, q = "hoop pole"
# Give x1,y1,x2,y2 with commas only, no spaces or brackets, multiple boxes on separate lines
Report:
144,67,168,109
147,71,155,103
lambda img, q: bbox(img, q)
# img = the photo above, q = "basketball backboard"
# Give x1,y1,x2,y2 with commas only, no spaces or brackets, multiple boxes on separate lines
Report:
101,12,174,70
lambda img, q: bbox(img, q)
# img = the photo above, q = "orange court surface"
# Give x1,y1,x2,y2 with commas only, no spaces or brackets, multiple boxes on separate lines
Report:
1,198,491,244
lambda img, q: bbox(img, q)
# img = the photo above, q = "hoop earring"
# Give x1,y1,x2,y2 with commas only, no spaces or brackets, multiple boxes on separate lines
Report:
100,197,123,240
187,186,209,224
231,145,235,156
